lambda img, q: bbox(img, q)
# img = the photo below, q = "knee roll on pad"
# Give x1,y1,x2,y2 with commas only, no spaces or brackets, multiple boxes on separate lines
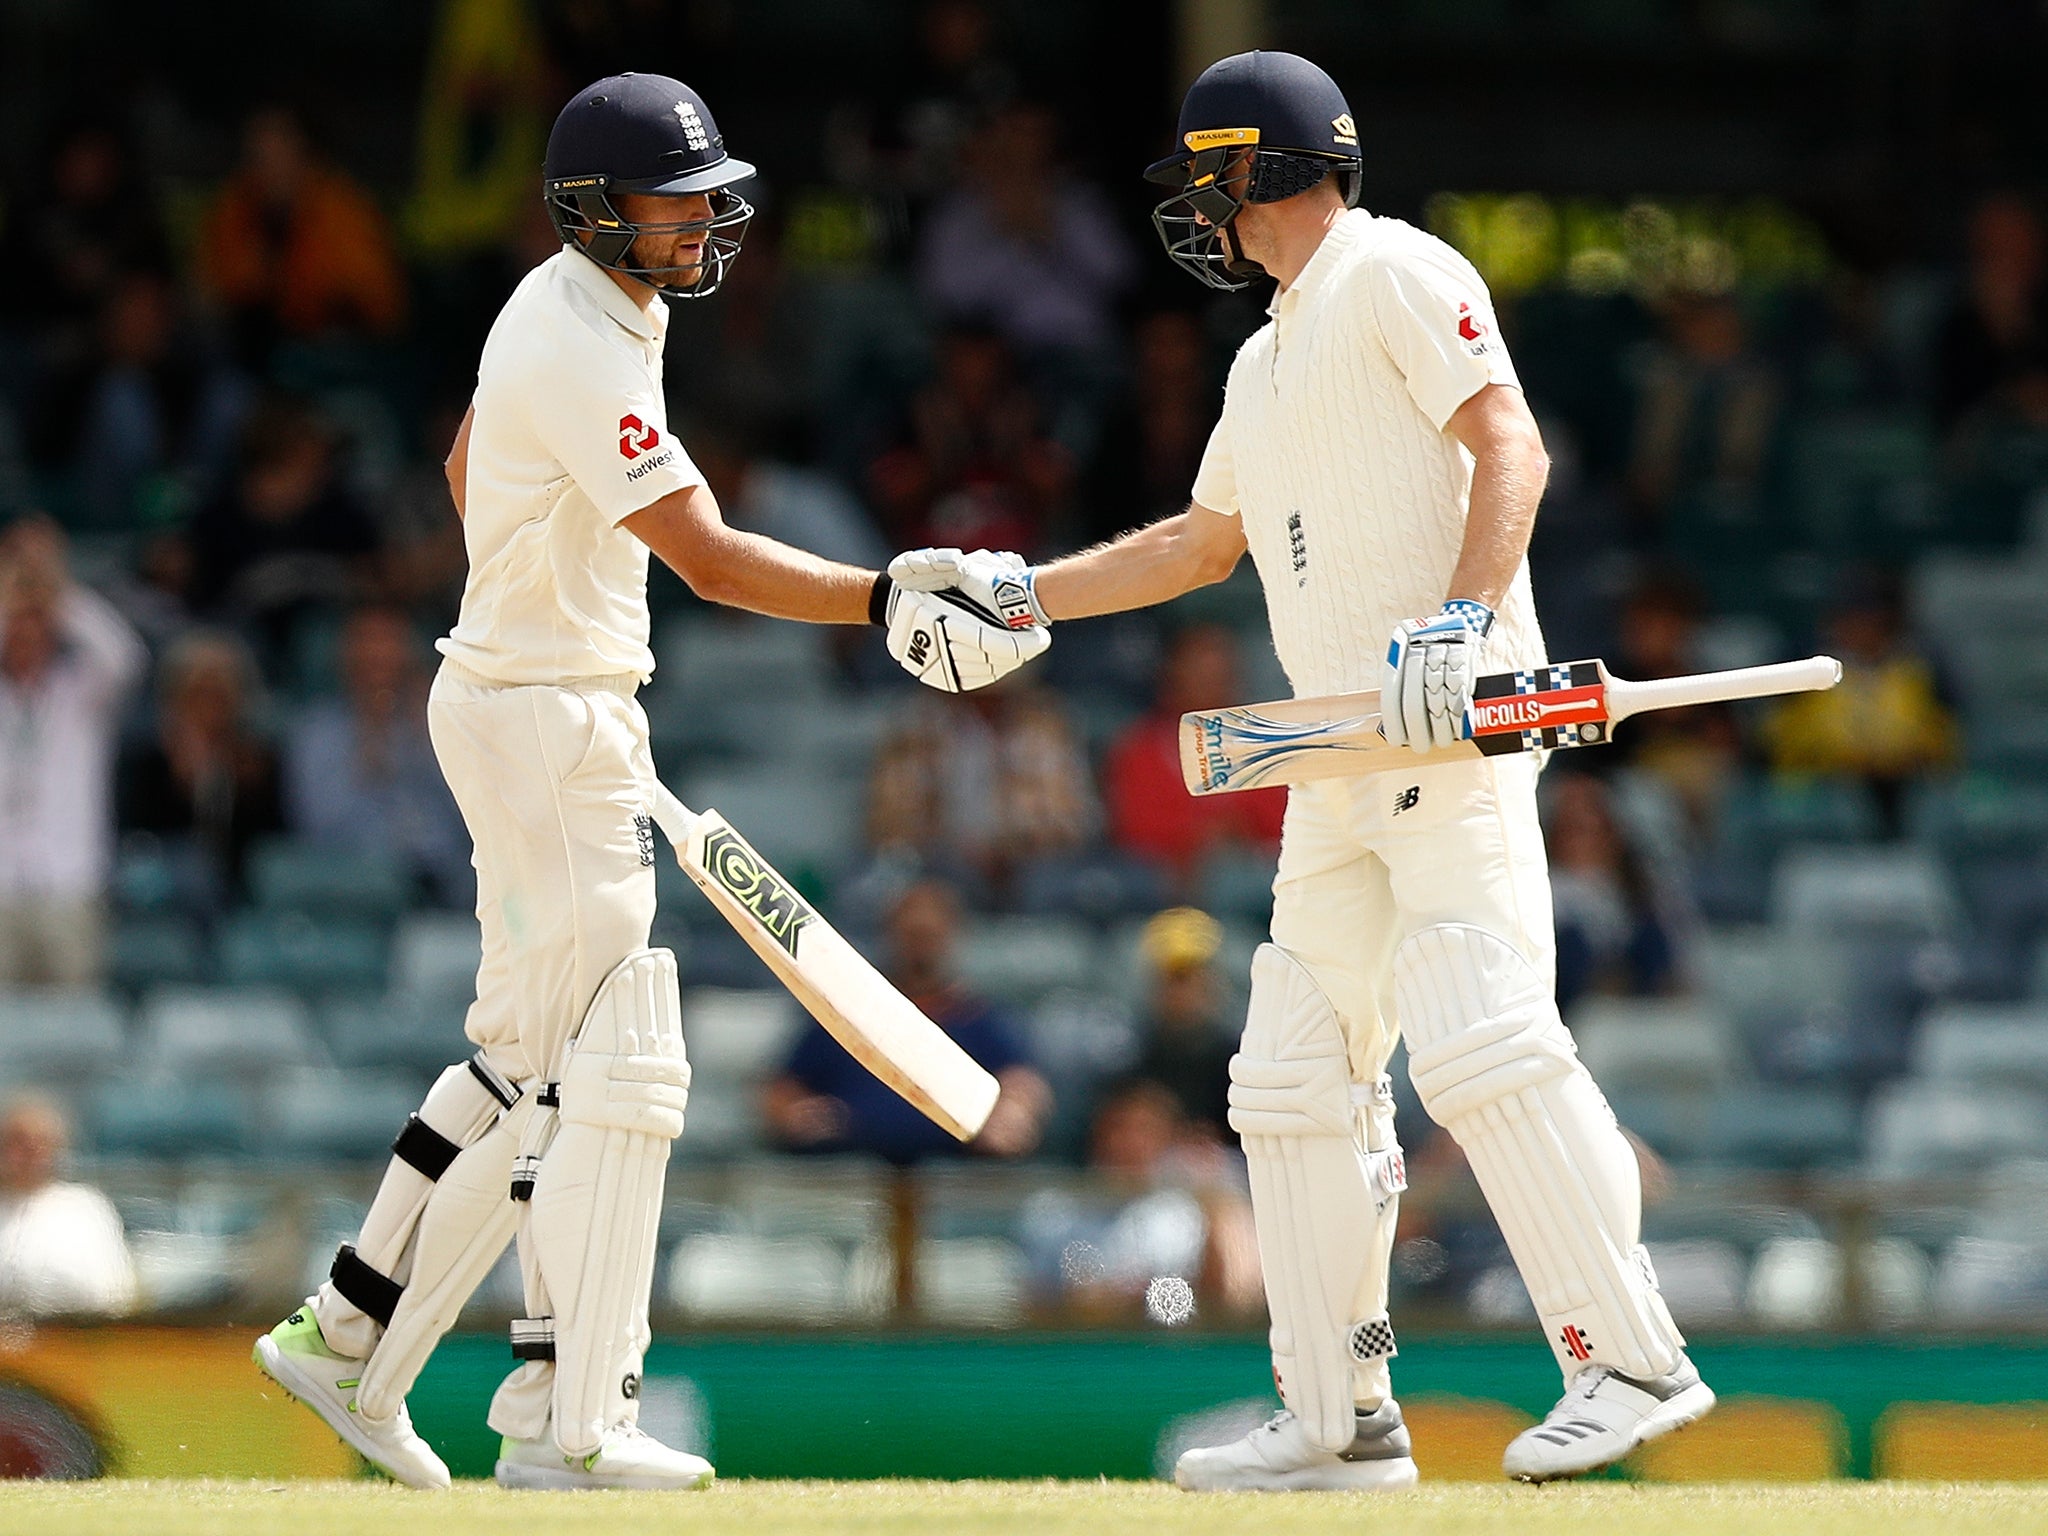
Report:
517,948,690,1458
1228,944,1404,1454
1395,923,1683,1382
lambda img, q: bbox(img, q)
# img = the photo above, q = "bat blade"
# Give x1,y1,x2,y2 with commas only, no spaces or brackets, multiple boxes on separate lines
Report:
1178,693,1477,793
654,791,999,1140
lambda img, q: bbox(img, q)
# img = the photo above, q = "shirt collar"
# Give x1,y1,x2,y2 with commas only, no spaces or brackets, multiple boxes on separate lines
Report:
1266,207,1371,319
556,244,666,342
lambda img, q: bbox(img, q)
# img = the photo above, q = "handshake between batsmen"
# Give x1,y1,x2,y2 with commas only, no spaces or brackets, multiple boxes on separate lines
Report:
879,549,1050,692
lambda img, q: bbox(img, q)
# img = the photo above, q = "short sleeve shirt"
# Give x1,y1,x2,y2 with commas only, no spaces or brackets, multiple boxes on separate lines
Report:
438,247,703,686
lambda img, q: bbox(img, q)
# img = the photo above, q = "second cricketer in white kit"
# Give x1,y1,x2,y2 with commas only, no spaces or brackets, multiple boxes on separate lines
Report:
253,72,1044,1491
891,51,1715,1488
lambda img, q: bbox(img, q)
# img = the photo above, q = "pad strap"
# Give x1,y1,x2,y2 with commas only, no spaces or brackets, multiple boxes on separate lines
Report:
510,1316,556,1361
392,1116,462,1181
330,1243,404,1328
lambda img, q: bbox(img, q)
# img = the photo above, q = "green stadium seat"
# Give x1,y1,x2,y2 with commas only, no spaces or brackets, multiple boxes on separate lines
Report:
216,911,389,995
246,838,407,918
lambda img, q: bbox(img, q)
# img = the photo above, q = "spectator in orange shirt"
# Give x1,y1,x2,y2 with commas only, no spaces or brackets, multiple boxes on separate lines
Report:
197,107,406,365
1105,624,1284,892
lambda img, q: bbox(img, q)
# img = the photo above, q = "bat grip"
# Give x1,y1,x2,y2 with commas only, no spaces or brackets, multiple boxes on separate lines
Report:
649,783,699,853
1609,655,1843,721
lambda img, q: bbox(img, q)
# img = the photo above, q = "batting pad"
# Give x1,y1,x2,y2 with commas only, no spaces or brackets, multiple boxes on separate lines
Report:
314,1051,521,1362
355,1093,531,1422
1397,923,1684,1383
1228,944,1405,1452
529,948,691,1458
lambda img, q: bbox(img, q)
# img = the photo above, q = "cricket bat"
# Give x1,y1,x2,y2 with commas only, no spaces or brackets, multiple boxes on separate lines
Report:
649,784,1000,1141
1180,655,1843,796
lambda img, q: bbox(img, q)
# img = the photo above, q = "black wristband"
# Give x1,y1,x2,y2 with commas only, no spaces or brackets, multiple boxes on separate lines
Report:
868,572,894,626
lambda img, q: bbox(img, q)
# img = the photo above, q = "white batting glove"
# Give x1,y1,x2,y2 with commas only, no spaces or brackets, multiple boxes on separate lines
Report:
888,547,1050,631
1381,599,1494,753
885,585,1051,693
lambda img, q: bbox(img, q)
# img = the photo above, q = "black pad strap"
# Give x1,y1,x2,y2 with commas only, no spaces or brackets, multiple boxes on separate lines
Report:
329,1244,403,1327
391,1115,462,1182
536,1082,560,1109
510,1316,556,1361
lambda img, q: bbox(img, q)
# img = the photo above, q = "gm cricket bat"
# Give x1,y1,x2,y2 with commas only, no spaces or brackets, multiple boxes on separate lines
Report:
1180,655,1843,796
649,785,1000,1141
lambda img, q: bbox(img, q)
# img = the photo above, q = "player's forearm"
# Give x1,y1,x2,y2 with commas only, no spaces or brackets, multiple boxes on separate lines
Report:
1033,510,1242,621
627,493,874,623
1445,445,1546,609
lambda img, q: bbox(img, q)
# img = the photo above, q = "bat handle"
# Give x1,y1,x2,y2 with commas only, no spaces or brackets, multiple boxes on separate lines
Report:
1608,655,1843,721
649,783,699,854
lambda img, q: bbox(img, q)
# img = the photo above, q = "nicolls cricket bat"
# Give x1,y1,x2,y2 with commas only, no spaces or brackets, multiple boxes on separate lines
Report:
649,785,999,1141
1180,655,1843,796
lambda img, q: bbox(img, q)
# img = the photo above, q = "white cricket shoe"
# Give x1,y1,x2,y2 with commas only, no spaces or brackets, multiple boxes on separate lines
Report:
1502,1358,1716,1482
495,1423,716,1490
1174,1401,1420,1492
253,1307,451,1490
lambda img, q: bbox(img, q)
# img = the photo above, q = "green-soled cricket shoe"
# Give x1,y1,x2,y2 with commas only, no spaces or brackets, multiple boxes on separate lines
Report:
495,1423,715,1490
253,1307,451,1489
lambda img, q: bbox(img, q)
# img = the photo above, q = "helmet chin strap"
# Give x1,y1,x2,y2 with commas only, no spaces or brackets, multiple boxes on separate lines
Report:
1219,221,1267,282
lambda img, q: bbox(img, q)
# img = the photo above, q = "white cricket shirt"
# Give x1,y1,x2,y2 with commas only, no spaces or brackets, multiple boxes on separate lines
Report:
439,246,704,687
1192,209,1546,699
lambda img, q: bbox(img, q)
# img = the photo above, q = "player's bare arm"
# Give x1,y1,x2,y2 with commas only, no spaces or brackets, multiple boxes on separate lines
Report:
1442,383,1549,612
443,404,473,521
622,482,875,624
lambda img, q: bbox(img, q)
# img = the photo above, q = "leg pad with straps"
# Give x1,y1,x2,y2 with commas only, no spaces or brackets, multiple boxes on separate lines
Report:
1228,943,1404,1454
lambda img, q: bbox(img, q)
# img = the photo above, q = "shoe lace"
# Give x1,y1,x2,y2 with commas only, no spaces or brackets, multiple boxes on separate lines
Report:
1551,1366,1613,1415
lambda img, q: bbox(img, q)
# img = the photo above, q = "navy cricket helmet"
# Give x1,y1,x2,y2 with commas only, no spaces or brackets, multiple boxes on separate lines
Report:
544,73,756,297
1145,51,1362,290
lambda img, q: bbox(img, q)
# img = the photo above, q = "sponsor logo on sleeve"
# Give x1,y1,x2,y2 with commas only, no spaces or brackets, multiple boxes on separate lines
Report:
619,414,661,459
1456,301,1493,356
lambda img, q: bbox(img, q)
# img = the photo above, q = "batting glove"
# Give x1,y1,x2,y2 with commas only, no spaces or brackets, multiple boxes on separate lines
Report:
1382,599,1494,753
888,547,1050,631
885,585,1051,693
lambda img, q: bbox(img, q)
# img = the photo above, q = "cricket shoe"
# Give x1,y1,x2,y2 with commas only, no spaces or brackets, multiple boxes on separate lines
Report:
1174,1401,1419,1492
495,1423,716,1490
1502,1357,1716,1482
253,1308,451,1490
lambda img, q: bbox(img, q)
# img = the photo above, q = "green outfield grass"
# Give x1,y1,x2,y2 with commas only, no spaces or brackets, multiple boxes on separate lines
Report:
4,1480,2048,1536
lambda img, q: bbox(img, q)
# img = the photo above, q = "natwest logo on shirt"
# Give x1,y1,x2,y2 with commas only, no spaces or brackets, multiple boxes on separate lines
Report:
1456,301,1492,353
619,414,661,460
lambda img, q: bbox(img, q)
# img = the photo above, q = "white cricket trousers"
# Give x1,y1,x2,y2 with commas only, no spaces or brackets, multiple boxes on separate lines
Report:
428,662,659,1084
1272,753,1555,1084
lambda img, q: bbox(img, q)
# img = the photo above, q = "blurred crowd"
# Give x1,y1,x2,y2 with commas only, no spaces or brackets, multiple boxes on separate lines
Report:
1,0,2046,1325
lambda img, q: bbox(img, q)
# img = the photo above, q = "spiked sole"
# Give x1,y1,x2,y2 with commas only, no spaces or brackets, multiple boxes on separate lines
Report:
494,1456,716,1491
1174,1454,1420,1493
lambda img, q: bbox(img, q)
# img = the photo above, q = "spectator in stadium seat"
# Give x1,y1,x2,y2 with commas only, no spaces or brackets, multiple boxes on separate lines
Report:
1543,772,1688,1014
914,101,1136,460
762,878,1051,1165
1607,569,1743,838
1105,624,1284,894
0,1092,137,1318
0,121,169,346
0,516,146,985
865,323,1074,557
117,629,283,899
180,392,385,666
1082,308,1218,543
283,604,469,905
1125,906,1237,1143
1017,1077,1260,1321
866,675,1097,903
1762,569,1957,833
196,106,407,366
1935,191,2048,434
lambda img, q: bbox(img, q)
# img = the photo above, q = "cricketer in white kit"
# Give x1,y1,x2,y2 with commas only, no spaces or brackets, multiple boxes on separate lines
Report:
893,51,1715,1488
254,72,1043,1491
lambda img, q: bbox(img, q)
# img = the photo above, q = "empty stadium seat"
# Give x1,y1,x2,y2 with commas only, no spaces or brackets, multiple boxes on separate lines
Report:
1570,998,1747,1098
136,986,320,1079
916,1236,1028,1326
1698,1085,1863,1169
388,912,482,1004
0,989,127,1084
89,1076,252,1158
1771,846,1961,936
1863,1081,2048,1177
247,839,407,917
325,993,472,1078
682,987,804,1083
656,616,834,710
677,767,863,873
262,1068,425,1160
106,914,209,992
1641,1238,1746,1325
216,911,388,994
1910,1005,2048,1089
663,1233,890,1323
954,915,1099,1006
